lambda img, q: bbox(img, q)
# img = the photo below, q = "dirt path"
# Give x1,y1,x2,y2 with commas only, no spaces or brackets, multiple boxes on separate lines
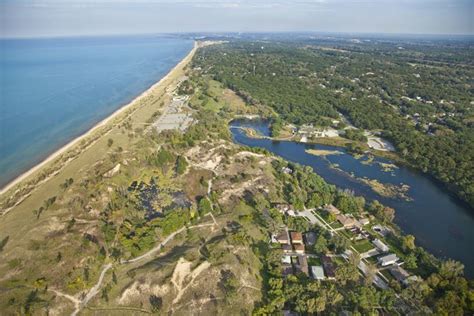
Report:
49,289,81,308
121,221,215,265
72,263,113,316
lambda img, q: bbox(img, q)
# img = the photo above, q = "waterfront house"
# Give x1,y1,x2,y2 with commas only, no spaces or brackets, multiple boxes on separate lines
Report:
372,239,389,253
378,254,399,267
336,214,358,229
324,204,341,216
389,265,410,283
358,217,370,226
372,225,390,237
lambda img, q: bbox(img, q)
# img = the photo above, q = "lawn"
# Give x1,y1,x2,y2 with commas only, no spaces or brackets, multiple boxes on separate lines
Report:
353,240,375,253
308,256,322,266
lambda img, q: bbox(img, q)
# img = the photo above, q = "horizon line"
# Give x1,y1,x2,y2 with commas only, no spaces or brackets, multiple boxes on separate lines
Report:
2,30,474,40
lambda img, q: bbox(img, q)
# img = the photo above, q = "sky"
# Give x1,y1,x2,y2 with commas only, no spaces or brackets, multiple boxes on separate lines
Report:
1,0,473,38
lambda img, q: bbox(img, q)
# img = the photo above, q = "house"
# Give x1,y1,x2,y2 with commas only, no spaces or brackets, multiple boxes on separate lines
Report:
378,254,399,267
336,214,358,228
304,232,317,246
389,265,410,283
281,167,293,174
295,255,309,276
358,217,370,226
290,232,303,244
294,244,305,254
311,266,325,280
321,255,336,279
324,204,341,216
281,255,292,264
275,231,290,244
282,244,293,253
274,203,291,214
372,225,390,237
372,239,389,253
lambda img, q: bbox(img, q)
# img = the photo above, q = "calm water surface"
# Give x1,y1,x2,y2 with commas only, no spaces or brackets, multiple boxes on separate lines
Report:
0,35,193,187
231,119,474,277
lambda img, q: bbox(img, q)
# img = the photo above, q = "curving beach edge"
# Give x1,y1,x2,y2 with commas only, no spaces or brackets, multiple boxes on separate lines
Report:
0,41,198,198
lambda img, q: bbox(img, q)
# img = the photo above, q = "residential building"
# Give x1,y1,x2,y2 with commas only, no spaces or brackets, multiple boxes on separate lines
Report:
290,232,303,244
295,255,309,276
336,214,358,228
282,244,293,253
311,266,325,280
294,244,305,254
275,231,290,244
378,254,399,267
372,239,389,252
358,217,370,226
389,265,410,283
324,204,341,216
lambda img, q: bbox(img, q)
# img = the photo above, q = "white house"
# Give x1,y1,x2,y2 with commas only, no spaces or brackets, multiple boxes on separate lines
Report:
372,239,389,253
378,254,399,267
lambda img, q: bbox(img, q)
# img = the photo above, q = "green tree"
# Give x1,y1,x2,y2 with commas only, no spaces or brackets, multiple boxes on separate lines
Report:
405,253,418,269
313,234,328,253
198,197,212,215
149,295,162,312
402,235,416,252
176,155,188,175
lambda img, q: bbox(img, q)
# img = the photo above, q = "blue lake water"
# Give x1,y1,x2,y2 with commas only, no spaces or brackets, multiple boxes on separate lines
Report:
0,35,193,187
231,119,474,277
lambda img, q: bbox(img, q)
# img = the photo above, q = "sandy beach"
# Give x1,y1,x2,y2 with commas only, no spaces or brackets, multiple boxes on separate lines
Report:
0,41,197,197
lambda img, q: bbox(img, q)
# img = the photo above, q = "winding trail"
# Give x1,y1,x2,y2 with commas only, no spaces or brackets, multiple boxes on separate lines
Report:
121,221,215,264
69,215,217,315
71,263,113,316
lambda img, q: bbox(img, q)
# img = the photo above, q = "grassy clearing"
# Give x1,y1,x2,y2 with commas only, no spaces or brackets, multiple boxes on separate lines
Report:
353,240,375,253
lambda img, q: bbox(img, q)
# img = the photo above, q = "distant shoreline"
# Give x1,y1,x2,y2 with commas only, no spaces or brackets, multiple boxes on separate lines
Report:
0,41,197,197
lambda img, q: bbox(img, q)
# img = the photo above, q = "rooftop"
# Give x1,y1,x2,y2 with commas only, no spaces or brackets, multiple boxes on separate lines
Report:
290,232,303,243
294,244,305,252
325,204,341,215
378,253,399,266
311,266,325,280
